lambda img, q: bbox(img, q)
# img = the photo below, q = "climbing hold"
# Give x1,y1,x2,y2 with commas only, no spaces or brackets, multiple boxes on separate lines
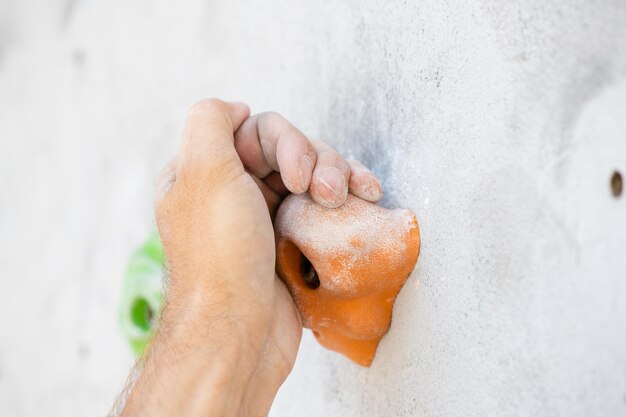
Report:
119,232,165,357
275,193,420,366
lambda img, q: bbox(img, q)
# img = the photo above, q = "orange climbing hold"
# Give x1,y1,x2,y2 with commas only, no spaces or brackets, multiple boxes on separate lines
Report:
275,193,420,366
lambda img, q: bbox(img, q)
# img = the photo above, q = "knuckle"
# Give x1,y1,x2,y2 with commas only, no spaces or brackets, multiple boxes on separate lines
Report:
318,147,342,163
155,159,177,189
312,139,334,155
188,98,226,117
259,110,283,121
258,111,286,131
317,151,350,175
338,157,351,171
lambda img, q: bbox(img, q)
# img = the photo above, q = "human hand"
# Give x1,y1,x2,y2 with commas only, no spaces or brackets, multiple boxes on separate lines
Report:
117,99,382,417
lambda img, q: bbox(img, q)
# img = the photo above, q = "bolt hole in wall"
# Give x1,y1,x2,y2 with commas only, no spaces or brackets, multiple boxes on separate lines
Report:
300,255,320,289
611,170,622,198
131,298,154,331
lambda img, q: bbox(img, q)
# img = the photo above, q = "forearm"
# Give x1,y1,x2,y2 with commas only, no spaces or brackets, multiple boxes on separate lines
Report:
120,287,256,417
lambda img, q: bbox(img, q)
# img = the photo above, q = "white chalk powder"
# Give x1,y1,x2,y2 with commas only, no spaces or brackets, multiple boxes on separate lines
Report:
275,193,415,293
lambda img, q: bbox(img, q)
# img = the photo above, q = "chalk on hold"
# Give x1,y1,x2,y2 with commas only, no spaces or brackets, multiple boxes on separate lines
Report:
275,193,420,366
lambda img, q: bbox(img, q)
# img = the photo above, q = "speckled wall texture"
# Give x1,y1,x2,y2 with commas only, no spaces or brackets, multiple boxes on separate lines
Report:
0,1,625,416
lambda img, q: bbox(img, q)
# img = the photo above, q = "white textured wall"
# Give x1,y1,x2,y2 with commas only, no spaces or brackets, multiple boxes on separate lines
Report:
1,1,625,416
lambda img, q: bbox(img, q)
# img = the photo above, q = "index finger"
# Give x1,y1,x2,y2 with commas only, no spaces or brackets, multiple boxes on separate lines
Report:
233,112,317,194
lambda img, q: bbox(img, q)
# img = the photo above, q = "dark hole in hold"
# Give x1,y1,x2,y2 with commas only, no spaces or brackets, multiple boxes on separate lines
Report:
130,297,154,332
300,254,320,289
611,171,622,198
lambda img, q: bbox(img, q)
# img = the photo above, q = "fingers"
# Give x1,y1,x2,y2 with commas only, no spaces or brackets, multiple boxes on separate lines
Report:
263,171,290,197
249,173,283,219
234,110,383,208
178,99,250,182
307,140,352,208
234,112,317,194
174,101,383,210
347,159,383,202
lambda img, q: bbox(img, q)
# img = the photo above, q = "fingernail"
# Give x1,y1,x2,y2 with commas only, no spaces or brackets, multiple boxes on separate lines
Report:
319,166,346,197
299,155,314,190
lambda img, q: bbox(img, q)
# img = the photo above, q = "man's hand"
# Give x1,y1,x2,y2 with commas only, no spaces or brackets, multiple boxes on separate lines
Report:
118,99,382,417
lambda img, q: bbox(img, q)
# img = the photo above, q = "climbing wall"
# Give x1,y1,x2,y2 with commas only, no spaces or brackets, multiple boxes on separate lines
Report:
0,0,625,416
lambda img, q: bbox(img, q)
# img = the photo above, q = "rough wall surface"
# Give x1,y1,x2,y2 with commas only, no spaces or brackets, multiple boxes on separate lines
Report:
0,1,625,416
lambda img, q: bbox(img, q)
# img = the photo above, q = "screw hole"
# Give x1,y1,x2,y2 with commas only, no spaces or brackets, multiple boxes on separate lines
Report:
300,254,320,289
611,170,622,198
130,298,154,331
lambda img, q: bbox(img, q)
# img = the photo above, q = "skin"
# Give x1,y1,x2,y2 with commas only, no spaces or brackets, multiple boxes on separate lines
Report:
115,99,382,417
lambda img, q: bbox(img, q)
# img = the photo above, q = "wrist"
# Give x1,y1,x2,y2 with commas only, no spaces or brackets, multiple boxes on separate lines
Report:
163,266,271,369
121,289,257,417
158,283,261,377
123,348,247,417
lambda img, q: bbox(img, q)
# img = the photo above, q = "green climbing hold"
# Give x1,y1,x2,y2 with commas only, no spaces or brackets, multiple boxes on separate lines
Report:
119,231,165,357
